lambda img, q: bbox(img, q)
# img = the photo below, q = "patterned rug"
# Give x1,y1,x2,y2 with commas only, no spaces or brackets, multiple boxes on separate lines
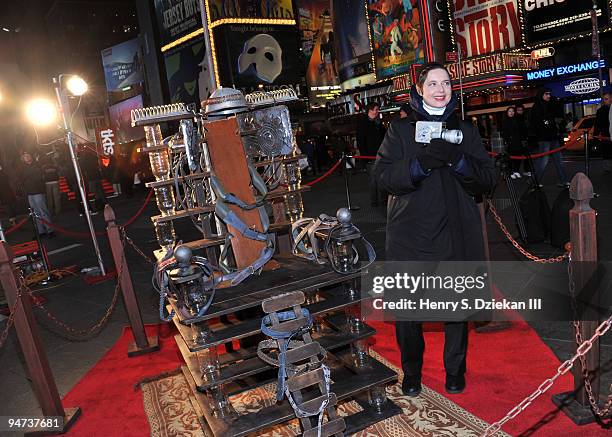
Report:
141,350,510,437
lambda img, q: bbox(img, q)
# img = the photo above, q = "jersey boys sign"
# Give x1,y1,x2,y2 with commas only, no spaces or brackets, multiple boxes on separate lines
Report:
451,0,521,57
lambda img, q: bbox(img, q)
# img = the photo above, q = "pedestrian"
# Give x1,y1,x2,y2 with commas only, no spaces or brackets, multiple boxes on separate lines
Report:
21,151,54,237
0,162,18,227
501,106,523,179
42,156,62,216
514,104,531,177
529,87,569,187
356,102,387,206
594,92,611,173
79,147,106,212
399,103,411,119
373,62,496,397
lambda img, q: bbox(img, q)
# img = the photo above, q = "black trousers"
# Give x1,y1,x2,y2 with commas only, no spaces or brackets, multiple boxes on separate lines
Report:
395,321,468,378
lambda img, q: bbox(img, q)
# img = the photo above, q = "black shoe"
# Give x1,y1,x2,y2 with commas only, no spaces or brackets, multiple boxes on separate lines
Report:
445,374,465,394
402,376,422,397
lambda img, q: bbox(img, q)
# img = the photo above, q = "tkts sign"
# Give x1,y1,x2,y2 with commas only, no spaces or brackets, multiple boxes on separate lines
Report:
451,0,522,57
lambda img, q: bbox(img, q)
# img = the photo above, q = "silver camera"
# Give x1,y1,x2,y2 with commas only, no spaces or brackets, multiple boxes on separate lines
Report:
415,121,463,144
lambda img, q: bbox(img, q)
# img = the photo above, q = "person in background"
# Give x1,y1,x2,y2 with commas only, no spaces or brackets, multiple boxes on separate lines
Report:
356,102,387,206
373,62,496,397
594,92,611,174
501,106,523,179
399,103,411,119
21,151,53,237
529,87,569,187
42,156,61,216
514,103,531,177
79,147,106,212
0,162,18,227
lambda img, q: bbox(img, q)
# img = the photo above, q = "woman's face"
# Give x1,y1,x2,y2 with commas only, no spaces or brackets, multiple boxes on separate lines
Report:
418,68,452,108
507,108,515,117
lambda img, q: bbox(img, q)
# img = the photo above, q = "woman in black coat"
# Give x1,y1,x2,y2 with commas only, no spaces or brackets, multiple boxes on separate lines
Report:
373,63,497,397
501,106,523,178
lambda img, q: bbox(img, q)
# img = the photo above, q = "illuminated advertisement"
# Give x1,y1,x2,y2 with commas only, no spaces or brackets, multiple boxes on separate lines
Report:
521,0,609,44
154,0,202,46
295,0,341,107
451,0,521,58
108,95,144,144
447,53,537,81
101,38,143,93
212,24,306,95
332,0,373,82
163,37,208,106
368,0,425,80
207,0,294,21
526,60,606,81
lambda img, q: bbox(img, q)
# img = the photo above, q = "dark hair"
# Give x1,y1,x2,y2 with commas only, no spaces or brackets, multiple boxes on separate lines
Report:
506,106,515,115
365,102,380,112
399,103,411,114
416,62,450,89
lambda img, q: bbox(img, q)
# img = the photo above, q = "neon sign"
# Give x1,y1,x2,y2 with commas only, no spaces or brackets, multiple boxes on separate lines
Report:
526,60,606,80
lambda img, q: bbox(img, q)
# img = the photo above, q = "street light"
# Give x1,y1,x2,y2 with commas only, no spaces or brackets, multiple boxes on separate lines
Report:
53,74,106,276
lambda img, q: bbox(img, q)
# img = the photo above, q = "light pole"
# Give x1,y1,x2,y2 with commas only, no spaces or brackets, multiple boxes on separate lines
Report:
52,75,106,275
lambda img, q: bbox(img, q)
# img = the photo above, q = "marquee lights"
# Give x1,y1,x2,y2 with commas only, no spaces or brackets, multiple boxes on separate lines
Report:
363,1,377,83
160,28,204,53
209,18,296,29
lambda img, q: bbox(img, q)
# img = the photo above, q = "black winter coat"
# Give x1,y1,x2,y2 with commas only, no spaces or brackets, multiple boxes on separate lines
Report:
529,100,560,141
356,117,386,157
373,113,497,262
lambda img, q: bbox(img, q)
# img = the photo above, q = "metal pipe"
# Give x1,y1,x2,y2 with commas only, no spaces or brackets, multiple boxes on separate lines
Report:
53,76,106,276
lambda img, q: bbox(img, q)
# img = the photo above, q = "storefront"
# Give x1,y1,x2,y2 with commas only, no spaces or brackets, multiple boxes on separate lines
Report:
524,59,612,120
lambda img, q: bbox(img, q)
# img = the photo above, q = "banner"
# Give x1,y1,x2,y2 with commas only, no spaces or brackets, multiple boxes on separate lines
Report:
446,53,537,80
332,0,373,83
101,38,143,93
521,0,609,44
212,24,306,95
295,0,341,107
96,128,116,157
164,37,208,106
451,0,521,58
368,0,425,80
108,95,144,144
154,0,202,47
208,0,294,20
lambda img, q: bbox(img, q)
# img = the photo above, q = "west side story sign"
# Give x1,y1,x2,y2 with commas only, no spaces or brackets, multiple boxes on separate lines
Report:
446,53,537,81
451,0,521,58
154,0,202,46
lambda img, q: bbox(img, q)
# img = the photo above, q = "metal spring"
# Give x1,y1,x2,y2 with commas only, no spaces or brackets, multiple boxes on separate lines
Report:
245,88,298,106
131,103,192,125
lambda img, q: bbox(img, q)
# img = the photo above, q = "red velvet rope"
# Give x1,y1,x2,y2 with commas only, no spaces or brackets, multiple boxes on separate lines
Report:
304,160,342,186
4,217,30,235
487,144,569,160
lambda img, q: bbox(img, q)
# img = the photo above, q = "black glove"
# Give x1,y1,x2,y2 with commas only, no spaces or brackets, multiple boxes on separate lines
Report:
417,154,445,171
426,139,463,166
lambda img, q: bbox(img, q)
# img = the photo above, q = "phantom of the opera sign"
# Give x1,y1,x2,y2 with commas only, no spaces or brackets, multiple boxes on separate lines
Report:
451,0,521,58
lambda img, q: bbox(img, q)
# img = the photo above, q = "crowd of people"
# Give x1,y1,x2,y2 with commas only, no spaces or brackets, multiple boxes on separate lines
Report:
0,143,149,234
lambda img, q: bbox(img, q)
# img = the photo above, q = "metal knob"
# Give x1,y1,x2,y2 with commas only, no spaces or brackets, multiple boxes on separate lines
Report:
336,207,351,225
174,245,192,266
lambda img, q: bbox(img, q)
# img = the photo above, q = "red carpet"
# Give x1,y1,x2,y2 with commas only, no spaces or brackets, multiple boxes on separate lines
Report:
368,319,610,436
58,321,609,436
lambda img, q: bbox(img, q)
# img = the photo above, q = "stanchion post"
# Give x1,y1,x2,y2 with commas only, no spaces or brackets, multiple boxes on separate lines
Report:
342,154,360,211
104,204,159,357
0,241,81,432
552,172,600,424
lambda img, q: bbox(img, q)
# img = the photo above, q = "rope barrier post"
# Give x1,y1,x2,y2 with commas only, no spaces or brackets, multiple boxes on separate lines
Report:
29,208,51,284
104,204,159,357
342,153,359,211
0,241,81,432
552,172,602,424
